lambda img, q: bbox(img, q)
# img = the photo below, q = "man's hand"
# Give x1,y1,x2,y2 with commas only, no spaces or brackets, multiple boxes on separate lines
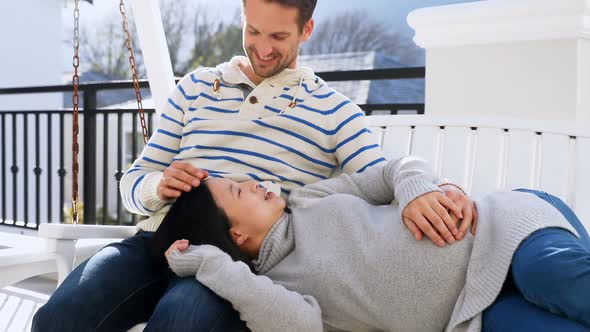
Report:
439,185,478,240
158,161,208,200
402,191,463,247
165,239,190,259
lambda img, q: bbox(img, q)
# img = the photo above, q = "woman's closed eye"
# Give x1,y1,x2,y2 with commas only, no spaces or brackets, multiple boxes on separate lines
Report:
230,183,241,199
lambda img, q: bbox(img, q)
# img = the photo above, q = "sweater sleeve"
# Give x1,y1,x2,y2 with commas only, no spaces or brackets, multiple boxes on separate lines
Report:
167,245,324,332
288,156,442,213
330,103,386,174
119,72,195,216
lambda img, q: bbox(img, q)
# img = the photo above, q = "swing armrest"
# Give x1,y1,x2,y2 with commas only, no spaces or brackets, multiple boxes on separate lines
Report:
39,224,137,240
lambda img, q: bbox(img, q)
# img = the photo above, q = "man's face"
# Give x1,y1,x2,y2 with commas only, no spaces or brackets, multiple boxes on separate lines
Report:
242,0,313,78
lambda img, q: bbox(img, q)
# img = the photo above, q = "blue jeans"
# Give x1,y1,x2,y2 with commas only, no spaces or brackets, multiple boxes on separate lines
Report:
483,189,590,331
32,231,248,332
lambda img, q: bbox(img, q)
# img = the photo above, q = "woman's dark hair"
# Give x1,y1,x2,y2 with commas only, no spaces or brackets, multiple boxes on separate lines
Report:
149,182,254,272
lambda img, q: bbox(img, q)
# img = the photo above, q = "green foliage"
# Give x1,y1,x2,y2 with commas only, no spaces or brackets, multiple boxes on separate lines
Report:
183,23,244,72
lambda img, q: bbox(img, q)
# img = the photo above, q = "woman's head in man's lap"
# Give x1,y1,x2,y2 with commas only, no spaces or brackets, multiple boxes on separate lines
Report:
150,178,286,269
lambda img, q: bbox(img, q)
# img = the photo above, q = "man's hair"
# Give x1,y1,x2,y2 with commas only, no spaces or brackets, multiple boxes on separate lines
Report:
243,0,317,31
149,183,254,272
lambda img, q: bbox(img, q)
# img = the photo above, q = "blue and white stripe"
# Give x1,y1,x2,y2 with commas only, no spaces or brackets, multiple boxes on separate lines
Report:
120,64,386,231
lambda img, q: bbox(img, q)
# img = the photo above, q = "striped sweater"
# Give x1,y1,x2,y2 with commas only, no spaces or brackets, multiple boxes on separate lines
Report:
120,56,386,231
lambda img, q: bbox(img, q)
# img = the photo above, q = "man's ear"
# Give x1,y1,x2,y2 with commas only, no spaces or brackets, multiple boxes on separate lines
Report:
301,18,314,42
230,227,249,246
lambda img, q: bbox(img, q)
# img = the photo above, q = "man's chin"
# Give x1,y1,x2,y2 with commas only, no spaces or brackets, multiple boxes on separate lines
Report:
252,60,288,77
252,66,278,78
252,64,275,77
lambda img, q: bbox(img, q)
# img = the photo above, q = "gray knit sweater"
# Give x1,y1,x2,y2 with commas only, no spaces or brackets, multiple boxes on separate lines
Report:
167,156,577,332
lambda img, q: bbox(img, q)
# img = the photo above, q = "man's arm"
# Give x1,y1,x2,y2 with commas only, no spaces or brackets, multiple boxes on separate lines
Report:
119,72,195,216
330,105,387,175
167,245,324,332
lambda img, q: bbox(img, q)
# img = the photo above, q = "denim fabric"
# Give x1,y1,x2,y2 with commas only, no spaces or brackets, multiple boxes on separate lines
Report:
484,290,589,332
32,231,248,332
483,189,590,331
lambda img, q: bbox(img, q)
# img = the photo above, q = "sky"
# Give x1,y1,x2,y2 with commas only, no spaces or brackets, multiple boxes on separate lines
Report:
61,0,480,71
70,0,481,38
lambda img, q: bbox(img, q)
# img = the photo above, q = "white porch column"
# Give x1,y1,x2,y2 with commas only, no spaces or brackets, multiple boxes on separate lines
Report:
408,0,590,123
129,0,175,118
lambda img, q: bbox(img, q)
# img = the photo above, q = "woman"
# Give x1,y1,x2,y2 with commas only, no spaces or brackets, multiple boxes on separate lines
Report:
153,156,590,332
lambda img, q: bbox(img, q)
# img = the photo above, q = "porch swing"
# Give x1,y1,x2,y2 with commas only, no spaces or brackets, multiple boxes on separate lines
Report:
23,0,183,285
35,0,169,288
35,1,167,330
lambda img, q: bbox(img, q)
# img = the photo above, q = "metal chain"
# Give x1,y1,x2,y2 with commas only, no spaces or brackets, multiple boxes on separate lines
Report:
69,0,148,225
71,0,81,225
119,0,149,145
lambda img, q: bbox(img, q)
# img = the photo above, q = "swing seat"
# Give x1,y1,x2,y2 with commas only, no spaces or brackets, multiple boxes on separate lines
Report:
34,114,590,288
0,234,59,287
9,114,588,332
21,114,590,292
0,225,136,288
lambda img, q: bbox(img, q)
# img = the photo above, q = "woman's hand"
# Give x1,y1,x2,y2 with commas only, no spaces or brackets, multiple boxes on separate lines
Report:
158,161,208,200
402,191,463,247
439,186,478,240
164,243,228,277
165,239,190,259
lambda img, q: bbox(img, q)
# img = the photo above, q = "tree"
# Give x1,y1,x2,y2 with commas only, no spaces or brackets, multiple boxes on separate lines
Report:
79,10,145,79
302,10,420,64
78,0,192,79
77,1,244,78
159,0,191,75
181,10,244,73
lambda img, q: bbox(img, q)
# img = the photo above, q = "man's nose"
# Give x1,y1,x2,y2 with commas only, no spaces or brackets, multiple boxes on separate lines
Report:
256,43,273,57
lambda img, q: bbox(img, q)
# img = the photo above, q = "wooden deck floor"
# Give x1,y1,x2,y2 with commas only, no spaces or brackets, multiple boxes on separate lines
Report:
1,277,56,332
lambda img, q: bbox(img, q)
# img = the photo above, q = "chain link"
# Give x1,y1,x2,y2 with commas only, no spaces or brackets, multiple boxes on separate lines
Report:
69,0,150,226
120,0,149,146
71,0,81,225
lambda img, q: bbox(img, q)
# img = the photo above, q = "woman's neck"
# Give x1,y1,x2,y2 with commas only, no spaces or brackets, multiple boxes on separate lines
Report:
245,211,289,259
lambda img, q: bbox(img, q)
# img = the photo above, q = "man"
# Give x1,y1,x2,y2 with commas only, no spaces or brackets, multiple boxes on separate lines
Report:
33,1,472,330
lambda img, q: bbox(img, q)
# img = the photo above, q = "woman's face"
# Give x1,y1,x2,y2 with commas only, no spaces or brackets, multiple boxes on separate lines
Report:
206,178,286,249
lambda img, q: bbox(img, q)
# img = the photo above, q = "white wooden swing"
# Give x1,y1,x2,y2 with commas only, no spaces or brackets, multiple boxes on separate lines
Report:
1,0,589,331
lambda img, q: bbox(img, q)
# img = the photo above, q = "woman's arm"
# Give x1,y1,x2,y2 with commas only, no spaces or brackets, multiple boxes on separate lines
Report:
289,156,441,213
290,157,468,246
167,245,324,332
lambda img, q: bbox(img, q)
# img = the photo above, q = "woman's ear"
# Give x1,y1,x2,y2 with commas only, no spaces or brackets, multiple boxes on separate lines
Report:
230,227,249,246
